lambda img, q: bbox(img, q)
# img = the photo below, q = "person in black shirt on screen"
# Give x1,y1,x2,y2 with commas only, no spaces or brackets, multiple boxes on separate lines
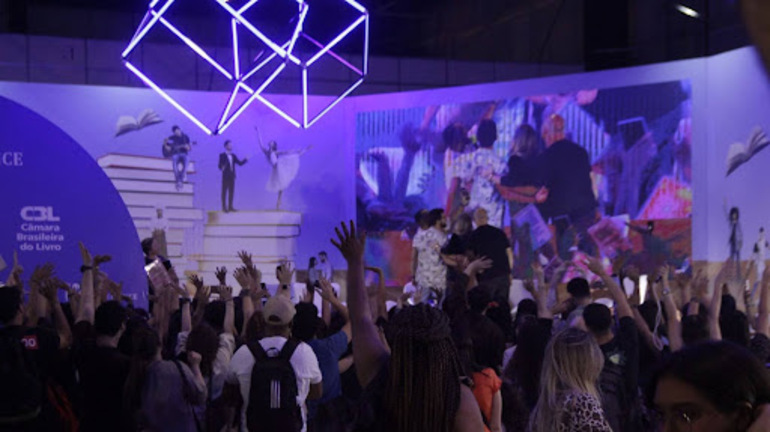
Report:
538,114,598,257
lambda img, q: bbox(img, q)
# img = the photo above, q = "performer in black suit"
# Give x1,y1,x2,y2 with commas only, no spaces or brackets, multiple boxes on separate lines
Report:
218,140,248,212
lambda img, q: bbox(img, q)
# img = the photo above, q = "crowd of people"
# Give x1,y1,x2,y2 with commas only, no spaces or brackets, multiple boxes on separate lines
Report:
2,219,770,432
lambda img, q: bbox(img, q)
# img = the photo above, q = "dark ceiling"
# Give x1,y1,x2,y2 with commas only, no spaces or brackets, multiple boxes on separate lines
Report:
1,0,750,70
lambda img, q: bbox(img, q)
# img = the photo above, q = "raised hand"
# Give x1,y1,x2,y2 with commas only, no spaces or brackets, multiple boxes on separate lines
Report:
94,269,109,291
552,297,576,315
657,264,671,282
299,285,314,304
108,280,125,300
250,266,262,287
94,255,112,267
277,261,294,286
523,278,536,296
51,277,71,292
215,267,227,286
316,276,336,301
532,261,545,282
188,274,204,292
194,284,211,306
330,220,365,263
40,279,60,304
219,285,233,302
30,263,55,285
79,242,93,266
5,251,23,288
625,264,641,281
583,256,606,276
238,250,254,267
233,266,254,292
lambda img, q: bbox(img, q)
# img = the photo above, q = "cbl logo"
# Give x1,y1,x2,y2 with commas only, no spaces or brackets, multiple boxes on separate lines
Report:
21,206,60,222
1,152,23,166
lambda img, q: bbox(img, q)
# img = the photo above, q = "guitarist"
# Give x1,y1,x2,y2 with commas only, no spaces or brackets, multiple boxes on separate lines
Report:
163,125,193,191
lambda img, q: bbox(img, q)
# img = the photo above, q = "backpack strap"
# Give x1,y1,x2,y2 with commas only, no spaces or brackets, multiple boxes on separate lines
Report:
279,339,300,362
247,341,268,362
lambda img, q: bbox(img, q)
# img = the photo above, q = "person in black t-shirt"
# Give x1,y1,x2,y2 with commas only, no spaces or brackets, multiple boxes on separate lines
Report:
468,208,512,303
0,286,61,431
75,301,130,432
582,258,642,432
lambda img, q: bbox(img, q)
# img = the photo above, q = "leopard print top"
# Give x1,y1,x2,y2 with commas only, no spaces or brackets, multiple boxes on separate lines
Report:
558,392,613,432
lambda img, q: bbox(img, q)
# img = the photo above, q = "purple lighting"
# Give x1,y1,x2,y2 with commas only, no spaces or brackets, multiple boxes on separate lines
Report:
122,0,368,133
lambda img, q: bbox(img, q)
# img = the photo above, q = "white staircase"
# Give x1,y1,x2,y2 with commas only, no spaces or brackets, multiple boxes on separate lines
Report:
98,153,204,272
190,210,303,287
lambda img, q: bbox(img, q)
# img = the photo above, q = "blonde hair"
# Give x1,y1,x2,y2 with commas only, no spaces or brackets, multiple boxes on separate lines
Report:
512,124,540,159
528,327,605,432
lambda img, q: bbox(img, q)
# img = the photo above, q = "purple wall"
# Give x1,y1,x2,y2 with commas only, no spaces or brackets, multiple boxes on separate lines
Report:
0,82,355,269
6,46,768,268
704,48,770,262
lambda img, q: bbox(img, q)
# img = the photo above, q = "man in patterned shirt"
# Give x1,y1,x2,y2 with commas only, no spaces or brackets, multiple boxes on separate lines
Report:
411,208,449,303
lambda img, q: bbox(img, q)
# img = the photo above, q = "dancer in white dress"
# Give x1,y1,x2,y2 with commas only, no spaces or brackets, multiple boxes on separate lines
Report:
256,127,311,209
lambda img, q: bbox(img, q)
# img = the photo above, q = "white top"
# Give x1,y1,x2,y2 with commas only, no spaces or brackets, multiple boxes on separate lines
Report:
318,261,333,280
227,336,322,432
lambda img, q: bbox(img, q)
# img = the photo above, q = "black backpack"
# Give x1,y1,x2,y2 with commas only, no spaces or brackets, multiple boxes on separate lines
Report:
246,339,303,432
0,327,43,426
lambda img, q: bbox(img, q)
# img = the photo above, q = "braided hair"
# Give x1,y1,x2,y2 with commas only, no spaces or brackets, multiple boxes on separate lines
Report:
384,304,462,432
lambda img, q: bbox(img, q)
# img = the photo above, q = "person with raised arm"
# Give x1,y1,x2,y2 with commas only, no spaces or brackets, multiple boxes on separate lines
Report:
255,126,311,210
74,242,132,432
331,220,484,432
501,262,554,430
0,254,67,430
583,256,642,432
218,139,248,213
292,276,352,430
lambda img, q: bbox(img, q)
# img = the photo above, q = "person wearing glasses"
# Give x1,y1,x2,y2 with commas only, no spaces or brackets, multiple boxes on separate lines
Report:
648,341,770,432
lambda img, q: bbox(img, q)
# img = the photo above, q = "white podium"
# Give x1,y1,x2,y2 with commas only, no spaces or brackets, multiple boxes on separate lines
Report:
98,153,204,271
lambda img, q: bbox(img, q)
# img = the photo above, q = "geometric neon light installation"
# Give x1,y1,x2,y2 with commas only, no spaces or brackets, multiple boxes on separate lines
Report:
122,0,369,134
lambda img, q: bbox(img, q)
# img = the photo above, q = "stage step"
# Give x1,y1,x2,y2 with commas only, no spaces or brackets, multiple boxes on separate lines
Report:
100,153,204,273
98,153,196,172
